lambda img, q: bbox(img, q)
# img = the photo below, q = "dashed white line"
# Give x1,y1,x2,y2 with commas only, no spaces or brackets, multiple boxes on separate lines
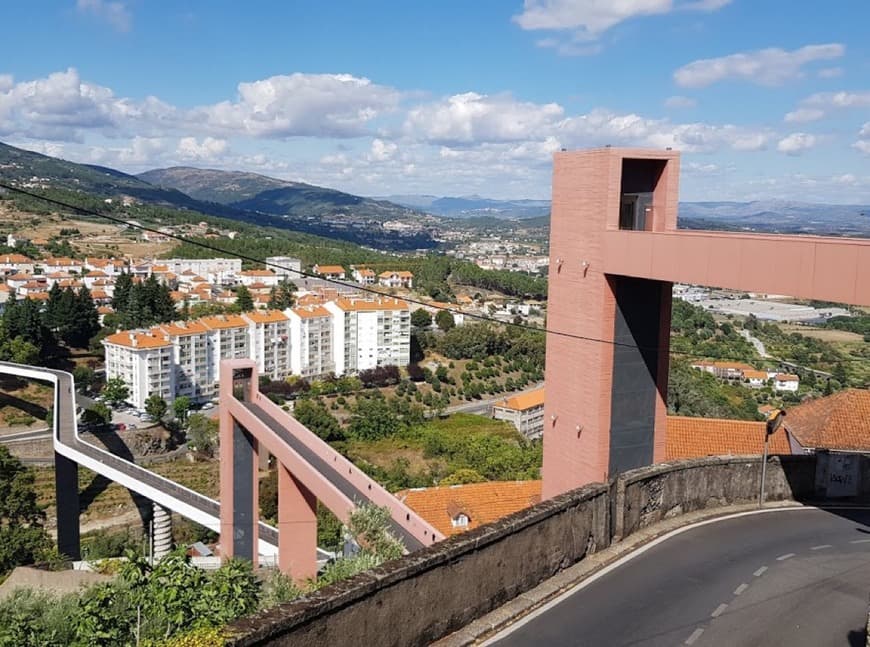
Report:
711,603,728,618
754,566,768,577
850,538,870,544
733,583,749,596
685,628,705,645
811,544,832,550
776,553,795,561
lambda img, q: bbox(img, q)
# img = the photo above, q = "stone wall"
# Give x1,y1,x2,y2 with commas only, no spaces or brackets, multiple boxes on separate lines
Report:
227,454,861,647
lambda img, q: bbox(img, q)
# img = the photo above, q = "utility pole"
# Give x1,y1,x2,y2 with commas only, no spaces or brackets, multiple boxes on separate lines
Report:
759,408,786,507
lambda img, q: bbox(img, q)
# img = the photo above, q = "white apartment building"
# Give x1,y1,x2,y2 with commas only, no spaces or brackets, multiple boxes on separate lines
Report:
239,269,280,287
152,321,213,402
491,388,545,440
200,314,251,390
324,297,410,376
103,331,174,409
287,305,334,378
243,310,292,380
163,258,242,283
265,256,302,279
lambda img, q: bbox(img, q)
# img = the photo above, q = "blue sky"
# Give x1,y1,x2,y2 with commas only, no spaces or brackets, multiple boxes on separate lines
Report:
1,0,868,202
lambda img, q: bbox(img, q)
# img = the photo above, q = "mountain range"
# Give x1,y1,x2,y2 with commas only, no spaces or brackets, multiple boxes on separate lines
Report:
0,142,437,250
382,194,551,219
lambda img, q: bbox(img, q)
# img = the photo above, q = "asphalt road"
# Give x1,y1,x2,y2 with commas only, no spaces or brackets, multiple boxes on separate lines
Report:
491,508,870,647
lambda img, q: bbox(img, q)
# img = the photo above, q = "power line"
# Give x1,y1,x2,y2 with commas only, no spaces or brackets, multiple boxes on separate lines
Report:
0,181,863,369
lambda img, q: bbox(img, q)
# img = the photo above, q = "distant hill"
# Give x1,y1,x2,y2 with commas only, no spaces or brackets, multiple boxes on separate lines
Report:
140,167,433,225
0,142,437,250
382,194,551,220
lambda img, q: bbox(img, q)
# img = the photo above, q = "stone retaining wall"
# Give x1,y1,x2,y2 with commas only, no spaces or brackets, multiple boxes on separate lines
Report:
228,454,866,646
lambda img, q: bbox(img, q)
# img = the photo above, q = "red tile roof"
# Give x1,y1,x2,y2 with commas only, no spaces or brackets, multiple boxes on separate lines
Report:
493,388,545,412
666,415,791,459
397,481,542,537
783,389,870,452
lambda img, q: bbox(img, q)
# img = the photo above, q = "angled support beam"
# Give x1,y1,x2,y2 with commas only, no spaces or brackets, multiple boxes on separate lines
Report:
278,464,317,581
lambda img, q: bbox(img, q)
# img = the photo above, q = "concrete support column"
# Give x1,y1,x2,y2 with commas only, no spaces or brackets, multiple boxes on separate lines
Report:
277,463,317,582
54,452,80,560
151,503,173,561
220,420,259,564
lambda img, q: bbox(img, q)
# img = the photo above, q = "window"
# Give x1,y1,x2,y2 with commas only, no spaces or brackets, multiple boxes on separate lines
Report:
451,513,470,528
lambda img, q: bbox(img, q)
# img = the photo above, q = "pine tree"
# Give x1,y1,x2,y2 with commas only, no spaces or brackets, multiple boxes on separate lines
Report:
121,284,146,329
112,272,133,311
44,283,64,333
235,285,254,312
67,286,100,348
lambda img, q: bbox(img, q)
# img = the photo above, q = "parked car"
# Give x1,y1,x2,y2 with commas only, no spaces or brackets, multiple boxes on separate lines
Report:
202,402,214,410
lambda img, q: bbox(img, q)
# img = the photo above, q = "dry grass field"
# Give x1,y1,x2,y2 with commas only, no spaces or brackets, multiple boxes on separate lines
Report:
778,324,864,343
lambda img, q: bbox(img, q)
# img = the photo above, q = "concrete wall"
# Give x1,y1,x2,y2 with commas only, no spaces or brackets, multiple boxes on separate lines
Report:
228,455,862,646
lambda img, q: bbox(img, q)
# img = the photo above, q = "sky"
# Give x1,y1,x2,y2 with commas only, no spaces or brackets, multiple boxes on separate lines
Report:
0,0,868,203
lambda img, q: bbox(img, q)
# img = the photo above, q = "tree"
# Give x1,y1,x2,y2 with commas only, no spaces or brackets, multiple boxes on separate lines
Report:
145,394,168,421
186,413,218,457
173,396,192,423
101,377,129,406
435,309,456,332
0,335,40,365
411,309,432,329
292,399,344,442
235,285,254,312
112,271,133,311
348,397,400,440
82,402,112,426
73,365,96,393
64,286,100,348
267,279,295,310
0,446,51,574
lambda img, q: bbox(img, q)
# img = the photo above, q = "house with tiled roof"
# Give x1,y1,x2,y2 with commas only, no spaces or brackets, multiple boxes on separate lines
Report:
313,264,346,280
782,389,870,453
378,270,413,289
666,416,791,459
352,267,376,285
492,388,546,439
773,373,800,392
742,369,769,388
397,481,542,537
0,254,35,274
239,269,279,287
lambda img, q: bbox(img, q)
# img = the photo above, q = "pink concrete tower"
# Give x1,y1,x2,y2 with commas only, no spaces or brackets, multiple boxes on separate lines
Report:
543,148,679,498
543,147,870,499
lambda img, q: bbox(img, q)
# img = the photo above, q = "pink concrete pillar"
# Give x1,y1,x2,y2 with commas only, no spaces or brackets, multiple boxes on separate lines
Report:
277,463,318,582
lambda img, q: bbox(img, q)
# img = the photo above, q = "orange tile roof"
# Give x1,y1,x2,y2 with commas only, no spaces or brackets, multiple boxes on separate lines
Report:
91,289,108,299
775,373,799,382
296,294,326,306
743,370,769,380
292,305,330,319
397,480,542,537
0,254,33,264
44,257,78,266
494,388,545,412
27,291,50,301
104,331,172,349
783,389,870,452
314,265,345,275
356,268,375,277
7,274,32,281
85,270,107,277
153,320,209,337
666,415,791,459
200,314,248,330
334,297,408,312
379,270,413,278
713,361,756,371
244,310,288,324
97,306,114,314
151,264,169,272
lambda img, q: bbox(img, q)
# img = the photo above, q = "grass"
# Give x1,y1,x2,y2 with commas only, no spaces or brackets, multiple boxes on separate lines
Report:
779,324,864,343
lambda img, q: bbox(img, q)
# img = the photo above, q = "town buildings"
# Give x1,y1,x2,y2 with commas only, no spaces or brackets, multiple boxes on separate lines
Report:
491,388,545,439
103,297,410,408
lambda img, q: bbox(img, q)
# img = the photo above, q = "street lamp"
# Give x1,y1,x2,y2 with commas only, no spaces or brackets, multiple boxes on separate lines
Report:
758,408,786,507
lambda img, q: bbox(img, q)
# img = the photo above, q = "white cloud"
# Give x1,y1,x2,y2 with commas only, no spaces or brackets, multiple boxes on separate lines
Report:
674,43,845,88
369,138,398,161
777,132,816,156
784,108,824,123
189,73,400,138
513,0,730,40
664,95,697,109
404,92,564,146
854,122,870,155
818,67,843,79
76,0,132,32
0,75,12,93
860,122,870,138
176,136,228,162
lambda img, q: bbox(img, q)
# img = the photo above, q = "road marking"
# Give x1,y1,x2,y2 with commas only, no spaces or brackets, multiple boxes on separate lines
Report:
811,544,832,550
685,628,704,645
733,583,748,596
481,505,868,645
711,603,728,617
850,539,870,544
776,553,795,561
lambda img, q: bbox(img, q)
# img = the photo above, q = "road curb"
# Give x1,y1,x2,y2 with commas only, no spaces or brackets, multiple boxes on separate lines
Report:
434,500,851,646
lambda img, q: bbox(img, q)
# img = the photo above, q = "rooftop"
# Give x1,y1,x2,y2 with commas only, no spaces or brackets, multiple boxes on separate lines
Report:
784,389,870,452
666,415,791,459
494,388,545,412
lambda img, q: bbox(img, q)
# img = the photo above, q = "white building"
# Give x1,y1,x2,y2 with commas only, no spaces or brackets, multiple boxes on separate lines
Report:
287,305,335,378
200,314,251,391
377,271,413,289
324,297,410,375
162,258,242,284
152,321,213,403
265,256,302,280
239,269,280,287
103,331,174,409
243,310,292,381
491,388,545,440
352,267,376,285
774,373,800,392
